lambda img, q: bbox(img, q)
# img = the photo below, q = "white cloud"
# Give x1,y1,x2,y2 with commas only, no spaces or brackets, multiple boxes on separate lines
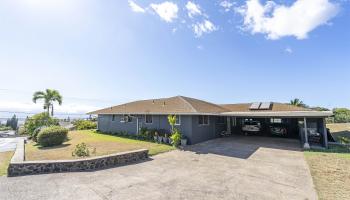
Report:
236,0,339,40
220,1,234,12
197,45,203,50
193,19,217,37
186,1,202,18
150,1,178,23
285,47,293,54
128,0,145,13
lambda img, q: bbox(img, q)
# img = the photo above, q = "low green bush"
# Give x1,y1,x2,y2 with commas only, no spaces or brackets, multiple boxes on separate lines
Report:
72,143,92,157
170,129,181,147
17,126,26,135
37,126,68,147
73,120,97,130
0,126,12,131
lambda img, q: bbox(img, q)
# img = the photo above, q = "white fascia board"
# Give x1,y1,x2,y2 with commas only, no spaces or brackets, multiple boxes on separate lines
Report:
219,111,333,117
93,111,333,117
95,112,223,116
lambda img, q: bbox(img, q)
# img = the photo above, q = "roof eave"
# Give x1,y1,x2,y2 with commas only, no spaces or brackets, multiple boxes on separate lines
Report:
220,111,333,117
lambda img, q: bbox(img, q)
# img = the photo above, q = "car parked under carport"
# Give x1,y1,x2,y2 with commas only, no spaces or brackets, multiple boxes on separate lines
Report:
220,102,333,149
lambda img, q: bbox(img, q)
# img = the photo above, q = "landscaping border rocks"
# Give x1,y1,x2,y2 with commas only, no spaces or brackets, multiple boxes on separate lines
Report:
8,141,149,177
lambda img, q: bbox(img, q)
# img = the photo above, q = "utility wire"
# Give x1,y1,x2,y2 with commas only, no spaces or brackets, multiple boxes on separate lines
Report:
0,88,116,103
0,110,89,116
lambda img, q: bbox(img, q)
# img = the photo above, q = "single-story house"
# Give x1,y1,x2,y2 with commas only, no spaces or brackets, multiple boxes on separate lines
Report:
88,96,333,148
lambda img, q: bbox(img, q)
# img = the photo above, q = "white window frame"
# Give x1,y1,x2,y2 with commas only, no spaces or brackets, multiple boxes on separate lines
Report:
198,115,210,126
175,115,181,125
121,115,132,123
145,115,153,124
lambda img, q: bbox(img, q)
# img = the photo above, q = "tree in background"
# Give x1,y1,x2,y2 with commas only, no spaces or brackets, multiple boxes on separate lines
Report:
290,98,308,108
311,107,330,111
33,89,63,116
333,108,350,123
6,114,18,130
24,112,59,140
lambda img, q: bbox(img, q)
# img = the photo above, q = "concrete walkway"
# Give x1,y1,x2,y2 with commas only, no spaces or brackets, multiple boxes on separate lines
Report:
0,136,317,200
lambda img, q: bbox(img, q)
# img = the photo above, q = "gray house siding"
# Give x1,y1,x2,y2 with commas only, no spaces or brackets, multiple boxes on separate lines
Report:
97,114,193,140
98,115,137,134
190,116,226,144
97,114,226,145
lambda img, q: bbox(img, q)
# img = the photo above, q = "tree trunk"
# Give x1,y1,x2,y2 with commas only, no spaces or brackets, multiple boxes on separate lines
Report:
51,104,54,116
47,105,50,116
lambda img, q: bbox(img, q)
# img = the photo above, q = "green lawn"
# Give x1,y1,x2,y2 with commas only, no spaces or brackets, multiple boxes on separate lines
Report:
0,151,14,176
26,130,175,161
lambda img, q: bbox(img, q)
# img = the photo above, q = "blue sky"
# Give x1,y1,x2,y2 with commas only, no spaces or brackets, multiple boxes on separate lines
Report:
0,0,349,117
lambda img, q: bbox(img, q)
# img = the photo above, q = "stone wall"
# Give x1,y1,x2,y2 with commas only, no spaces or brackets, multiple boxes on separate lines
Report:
8,146,149,177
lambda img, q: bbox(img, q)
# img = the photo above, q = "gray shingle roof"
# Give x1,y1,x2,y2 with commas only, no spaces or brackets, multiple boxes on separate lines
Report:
88,96,229,115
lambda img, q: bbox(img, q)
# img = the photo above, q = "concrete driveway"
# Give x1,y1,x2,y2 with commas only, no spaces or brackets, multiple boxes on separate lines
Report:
0,136,317,200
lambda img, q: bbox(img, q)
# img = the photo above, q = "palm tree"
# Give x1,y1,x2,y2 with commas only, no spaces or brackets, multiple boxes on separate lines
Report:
290,98,306,107
33,89,63,116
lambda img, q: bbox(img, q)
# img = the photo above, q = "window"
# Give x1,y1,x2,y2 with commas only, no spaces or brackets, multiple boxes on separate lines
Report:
112,115,116,121
145,115,153,124
271,118,282,123
175,115,181,125
198,115,209,125
217,116,226,124
121,115,132,123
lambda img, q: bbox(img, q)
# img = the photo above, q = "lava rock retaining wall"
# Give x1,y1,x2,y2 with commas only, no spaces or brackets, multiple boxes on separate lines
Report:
8,141,148,177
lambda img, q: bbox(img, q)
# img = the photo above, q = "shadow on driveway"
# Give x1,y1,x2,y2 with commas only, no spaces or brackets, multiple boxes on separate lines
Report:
184,135,301,159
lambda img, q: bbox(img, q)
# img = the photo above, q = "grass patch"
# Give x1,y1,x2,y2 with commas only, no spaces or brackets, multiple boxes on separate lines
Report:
304,148,350,200
304,123,350,199
0,151,14,176
26,130,175,161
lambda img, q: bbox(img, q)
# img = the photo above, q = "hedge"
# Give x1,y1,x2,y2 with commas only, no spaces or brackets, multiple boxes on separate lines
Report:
37,126,68,147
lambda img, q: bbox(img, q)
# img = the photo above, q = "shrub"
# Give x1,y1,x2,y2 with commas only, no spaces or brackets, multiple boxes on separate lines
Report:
32,127,45,142
73,120,97,130
140,127,148,135
170,129,181,147
72,143,91,157
339,136,350,144
37,126,68,147
0,126,12,131
17,126,26,135
24,113,59,138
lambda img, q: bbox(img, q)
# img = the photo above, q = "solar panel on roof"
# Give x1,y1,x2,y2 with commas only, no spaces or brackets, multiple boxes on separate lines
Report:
259,102,271,110
249,102,261,110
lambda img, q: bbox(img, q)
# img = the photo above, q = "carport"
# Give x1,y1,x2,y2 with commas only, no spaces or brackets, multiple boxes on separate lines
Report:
220,103,333,148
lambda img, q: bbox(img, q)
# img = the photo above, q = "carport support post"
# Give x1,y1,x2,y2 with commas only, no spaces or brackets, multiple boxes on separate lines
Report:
136,117,139,135
323,118,328,148
303,117,310,149
227,117,231,134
